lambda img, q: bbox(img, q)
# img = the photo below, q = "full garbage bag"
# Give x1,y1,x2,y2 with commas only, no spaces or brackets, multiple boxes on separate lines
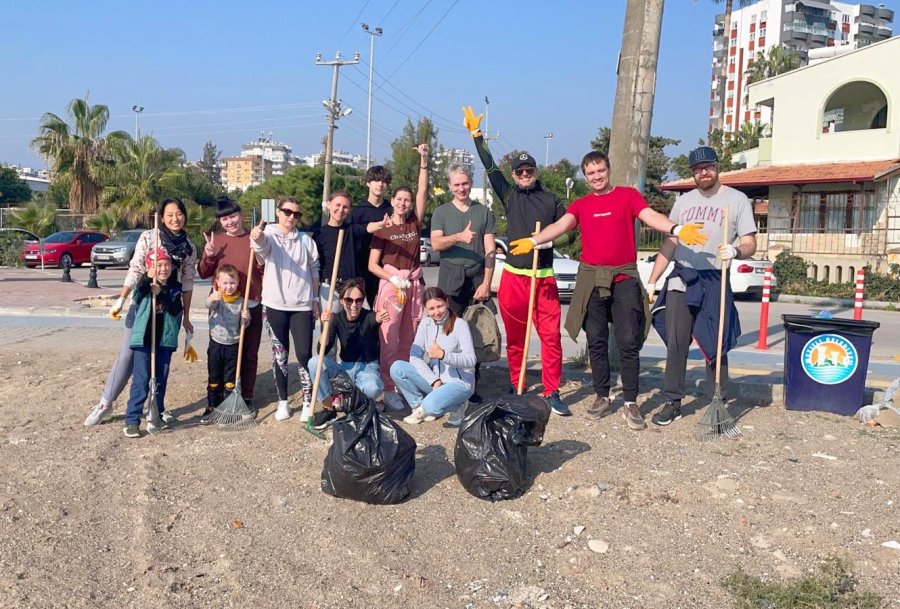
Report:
321,385,417,504
454,395,551,501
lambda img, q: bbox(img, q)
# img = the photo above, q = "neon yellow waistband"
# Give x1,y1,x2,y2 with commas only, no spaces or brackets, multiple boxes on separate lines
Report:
504,263,555,278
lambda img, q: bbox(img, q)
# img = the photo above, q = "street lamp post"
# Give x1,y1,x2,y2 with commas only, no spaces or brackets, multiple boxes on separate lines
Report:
361,23,383,170
565,177,574,201
132,105,144,139
544,132,554,167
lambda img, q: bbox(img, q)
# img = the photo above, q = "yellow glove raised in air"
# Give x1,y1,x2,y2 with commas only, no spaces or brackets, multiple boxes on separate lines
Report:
509,237,536,256
462,105,483,135
673,222,708,246
184,331,198,363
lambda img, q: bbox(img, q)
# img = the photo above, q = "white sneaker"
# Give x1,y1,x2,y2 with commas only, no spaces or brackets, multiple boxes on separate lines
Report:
84,401,113,426
275,400,291,421
146,422,163,435
447,402,469,427
383,391,406,412
403,407,428,425
161,411,177,424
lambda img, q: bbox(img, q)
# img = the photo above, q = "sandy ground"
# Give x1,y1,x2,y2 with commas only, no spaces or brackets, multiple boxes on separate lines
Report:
1,328,899,609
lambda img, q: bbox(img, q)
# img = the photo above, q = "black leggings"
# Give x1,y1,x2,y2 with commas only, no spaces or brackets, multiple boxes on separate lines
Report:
263,307,314,402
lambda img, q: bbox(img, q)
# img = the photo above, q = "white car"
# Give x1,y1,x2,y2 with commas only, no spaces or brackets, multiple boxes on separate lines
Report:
637,253,777,298
419,237,440,266
492,238,579,301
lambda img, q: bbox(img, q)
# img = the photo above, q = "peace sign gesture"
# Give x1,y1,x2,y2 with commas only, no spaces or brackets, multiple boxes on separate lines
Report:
203,231,216,256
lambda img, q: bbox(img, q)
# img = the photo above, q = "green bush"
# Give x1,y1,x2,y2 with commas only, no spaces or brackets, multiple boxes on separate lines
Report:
0,234,27,267
773,250,809,288
772,251,900,301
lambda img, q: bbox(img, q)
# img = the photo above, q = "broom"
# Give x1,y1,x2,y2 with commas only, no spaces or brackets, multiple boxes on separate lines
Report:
145,213,164,434
207,220,264,430
696,208,741,441
300,228,345,440
517,222,541,395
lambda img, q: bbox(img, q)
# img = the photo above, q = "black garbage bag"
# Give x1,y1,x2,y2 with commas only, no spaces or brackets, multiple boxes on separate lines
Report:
321,386,417,504
454,395,551,501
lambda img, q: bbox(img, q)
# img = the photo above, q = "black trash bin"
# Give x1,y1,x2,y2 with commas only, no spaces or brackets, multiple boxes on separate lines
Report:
782,314,880,415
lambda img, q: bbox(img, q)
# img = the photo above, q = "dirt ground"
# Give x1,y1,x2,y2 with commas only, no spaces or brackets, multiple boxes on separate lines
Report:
1,330,899,609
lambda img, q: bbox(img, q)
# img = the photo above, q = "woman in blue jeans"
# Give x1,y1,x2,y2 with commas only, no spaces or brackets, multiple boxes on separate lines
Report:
390,286,476,426
307,278,389,429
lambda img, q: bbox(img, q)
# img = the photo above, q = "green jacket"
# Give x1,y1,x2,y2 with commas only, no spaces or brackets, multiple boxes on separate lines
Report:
130,276,183,351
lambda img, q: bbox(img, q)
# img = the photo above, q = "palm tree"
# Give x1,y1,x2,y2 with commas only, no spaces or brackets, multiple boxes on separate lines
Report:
11,202,58,237
733,120,765,152
31,98,121,215
101,134,185,225
746,45,802,84
85,209,125,234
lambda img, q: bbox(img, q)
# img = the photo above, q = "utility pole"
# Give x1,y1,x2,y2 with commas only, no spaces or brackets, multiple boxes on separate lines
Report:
361,23,383,170
131,105,144,139
543,132,554,166
482,96,490,203
316,51,360,221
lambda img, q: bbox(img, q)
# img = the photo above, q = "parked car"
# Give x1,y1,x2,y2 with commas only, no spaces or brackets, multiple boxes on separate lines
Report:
0,228,40,266
492,238,579,301
419,237,440,266
91,229,145,268
0,228,40,243
21,230,108,268
637,253,777,298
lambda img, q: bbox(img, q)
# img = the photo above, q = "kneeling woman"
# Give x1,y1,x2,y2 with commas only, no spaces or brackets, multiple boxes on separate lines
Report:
390,287,476,425
307,278,389,429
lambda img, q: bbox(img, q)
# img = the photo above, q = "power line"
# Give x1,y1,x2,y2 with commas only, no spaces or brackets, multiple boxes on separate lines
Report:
379,0,402,24
380,0,433,61
0,102,320,122
384,0,458,80
336,0,371,45
147,113,322,132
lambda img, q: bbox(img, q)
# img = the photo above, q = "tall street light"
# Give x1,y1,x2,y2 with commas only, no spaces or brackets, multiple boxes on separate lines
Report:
361,23,383,170
544,132,554,167
132,105,144,139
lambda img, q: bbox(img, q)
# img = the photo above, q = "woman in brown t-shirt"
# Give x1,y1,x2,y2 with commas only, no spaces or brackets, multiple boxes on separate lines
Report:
368,143,429,411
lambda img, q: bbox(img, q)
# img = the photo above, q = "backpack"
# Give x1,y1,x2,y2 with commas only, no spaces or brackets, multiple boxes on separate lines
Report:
463,302,501,363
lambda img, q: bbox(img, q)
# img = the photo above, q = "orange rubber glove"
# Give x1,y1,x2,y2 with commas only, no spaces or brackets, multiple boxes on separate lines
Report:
674,222,708,246
462,106,483,135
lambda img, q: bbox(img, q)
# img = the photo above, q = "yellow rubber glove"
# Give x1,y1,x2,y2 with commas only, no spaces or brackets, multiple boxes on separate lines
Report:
184,332,198,363
675,222,708,246
509,237,536,256
462,105,483,135
109,296,125,320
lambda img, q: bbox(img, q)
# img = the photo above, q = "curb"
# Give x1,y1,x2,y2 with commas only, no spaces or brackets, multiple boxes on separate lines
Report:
773,293,897,311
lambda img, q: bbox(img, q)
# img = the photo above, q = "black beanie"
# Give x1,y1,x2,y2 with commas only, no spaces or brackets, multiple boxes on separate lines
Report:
215,196,241,218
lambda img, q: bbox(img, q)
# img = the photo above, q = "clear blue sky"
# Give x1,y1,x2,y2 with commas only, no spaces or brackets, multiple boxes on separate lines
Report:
2,0,897,169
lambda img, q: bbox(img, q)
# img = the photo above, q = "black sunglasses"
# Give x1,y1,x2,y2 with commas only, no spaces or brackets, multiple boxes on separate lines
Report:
342,297,365,305
278,207,301,218
514,167,536,177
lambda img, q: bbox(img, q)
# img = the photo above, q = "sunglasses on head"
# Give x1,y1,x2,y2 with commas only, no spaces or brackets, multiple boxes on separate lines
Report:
278,207,301,218
342,296,365,305
514,166,536,177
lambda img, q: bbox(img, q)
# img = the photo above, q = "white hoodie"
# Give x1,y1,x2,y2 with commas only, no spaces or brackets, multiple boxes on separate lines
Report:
251,224,319,311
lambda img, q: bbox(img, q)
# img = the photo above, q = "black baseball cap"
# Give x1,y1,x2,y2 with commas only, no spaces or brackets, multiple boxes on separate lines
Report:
511,153,537,171
688,146,719,167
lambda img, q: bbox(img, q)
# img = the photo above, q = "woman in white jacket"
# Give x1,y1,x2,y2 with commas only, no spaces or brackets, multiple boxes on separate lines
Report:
390,286,476,426
250,197,320,421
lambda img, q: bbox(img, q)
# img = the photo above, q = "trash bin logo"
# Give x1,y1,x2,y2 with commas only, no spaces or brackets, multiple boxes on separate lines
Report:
801,334,858,385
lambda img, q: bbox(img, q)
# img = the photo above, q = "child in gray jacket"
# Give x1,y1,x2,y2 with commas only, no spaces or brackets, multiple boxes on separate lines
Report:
389,287,476,425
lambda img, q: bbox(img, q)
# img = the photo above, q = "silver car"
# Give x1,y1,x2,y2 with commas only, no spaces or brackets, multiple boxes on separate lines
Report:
90,229,144,268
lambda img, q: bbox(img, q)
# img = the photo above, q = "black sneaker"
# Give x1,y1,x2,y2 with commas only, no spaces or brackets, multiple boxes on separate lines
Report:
544,391,571,416
123,425,141,438
312,409,338,430
652,400,682,426
200,406,215,424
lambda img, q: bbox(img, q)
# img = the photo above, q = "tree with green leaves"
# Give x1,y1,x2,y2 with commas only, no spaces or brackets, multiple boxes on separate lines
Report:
0,166,32,204
746,45,802,84
11,202,57,237
388,117,447,227
671,123,762,179
31,97,126,214
591,127,679,213
198,141,222,185
85,209,125,235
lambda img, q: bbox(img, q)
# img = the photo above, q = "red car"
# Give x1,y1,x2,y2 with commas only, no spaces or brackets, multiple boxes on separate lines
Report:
21,230,108,268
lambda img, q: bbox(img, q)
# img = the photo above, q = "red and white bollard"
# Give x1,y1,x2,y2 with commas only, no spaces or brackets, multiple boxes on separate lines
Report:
756,266,773,350
854,268,865,320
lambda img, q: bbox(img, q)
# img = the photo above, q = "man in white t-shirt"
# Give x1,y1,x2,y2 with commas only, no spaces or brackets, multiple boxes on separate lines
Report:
647,146,758,426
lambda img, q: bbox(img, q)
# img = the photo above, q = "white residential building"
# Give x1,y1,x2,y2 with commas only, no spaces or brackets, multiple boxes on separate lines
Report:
300,150,370,171
709,0,894,134
240,134,297,175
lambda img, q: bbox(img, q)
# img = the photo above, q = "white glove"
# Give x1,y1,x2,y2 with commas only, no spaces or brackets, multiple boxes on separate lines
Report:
402,278,412,289
109,296,126,320
717,244,738,262
645,281,657,302
389,275,405,289
534,240,553,250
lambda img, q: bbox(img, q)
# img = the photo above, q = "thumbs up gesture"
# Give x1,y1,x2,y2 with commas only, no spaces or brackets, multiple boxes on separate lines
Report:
457,220,475,245
427,340,445,360
250,219,266,244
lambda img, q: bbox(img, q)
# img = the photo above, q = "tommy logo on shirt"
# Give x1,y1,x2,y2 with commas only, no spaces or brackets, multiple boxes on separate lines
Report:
680,205,725,226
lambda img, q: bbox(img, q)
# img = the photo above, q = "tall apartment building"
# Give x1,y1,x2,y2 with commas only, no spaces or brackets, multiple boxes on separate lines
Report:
299,150,370,171
240,133,297,176
439,148,475,175
222,155,273,192
709,0,894,133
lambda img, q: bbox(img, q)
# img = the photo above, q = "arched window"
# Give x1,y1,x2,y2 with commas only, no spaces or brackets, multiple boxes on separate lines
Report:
822,81,889,133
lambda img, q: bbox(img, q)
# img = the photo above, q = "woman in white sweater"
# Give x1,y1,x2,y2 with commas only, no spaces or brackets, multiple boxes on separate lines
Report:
250,197,320,421
390,286,476,426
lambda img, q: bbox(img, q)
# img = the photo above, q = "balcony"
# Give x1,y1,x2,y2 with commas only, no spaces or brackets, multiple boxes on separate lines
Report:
875,26,892,38
858,22,875,35
713,26,725,38
859,4,876,17
875,7,894,20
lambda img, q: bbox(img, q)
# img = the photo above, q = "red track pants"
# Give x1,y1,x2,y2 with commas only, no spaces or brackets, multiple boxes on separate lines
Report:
497,270,562,395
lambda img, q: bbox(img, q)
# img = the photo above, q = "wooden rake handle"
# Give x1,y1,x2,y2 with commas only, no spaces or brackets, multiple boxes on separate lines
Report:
308,229,345,416
715,208,729,388
517,222,541,395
